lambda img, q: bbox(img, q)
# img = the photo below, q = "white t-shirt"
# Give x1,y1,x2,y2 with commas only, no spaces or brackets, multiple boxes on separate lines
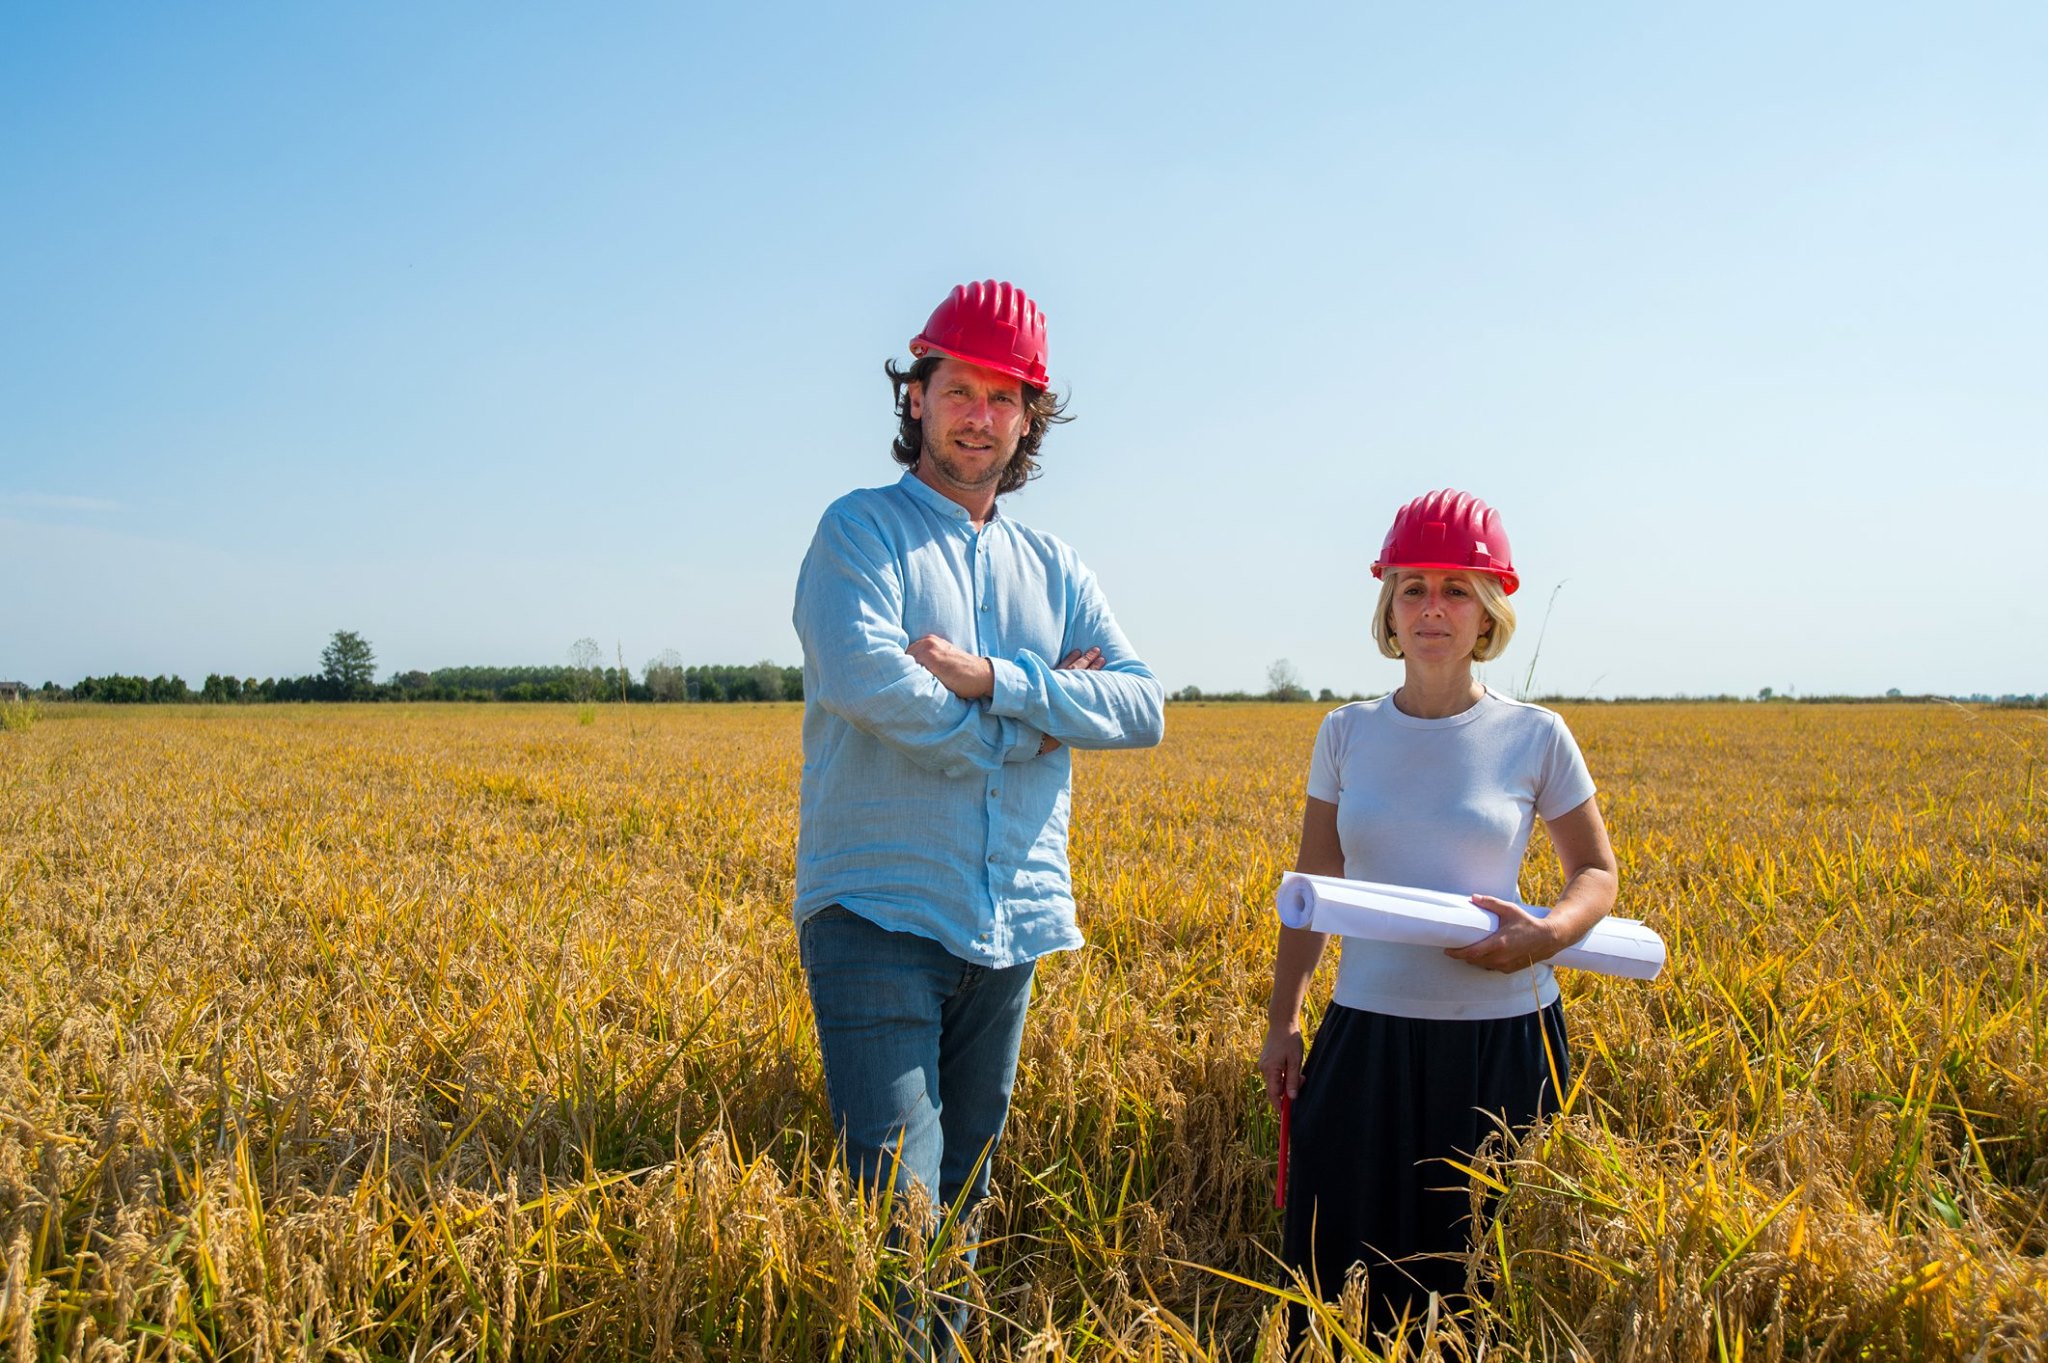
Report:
1305,690,1598,1021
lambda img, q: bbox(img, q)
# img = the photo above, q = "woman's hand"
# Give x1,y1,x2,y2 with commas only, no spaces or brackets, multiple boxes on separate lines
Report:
1449,798,1619,974
1445,894,1566,974
1259,1023,1305,1110
1260,799,1339,1111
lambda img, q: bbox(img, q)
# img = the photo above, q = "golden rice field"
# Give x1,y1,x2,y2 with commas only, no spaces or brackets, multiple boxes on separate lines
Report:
1,701,2044,1361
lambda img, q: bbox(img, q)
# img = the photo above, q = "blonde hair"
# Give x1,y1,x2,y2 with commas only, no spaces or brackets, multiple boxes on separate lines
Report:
1371,570,1518,662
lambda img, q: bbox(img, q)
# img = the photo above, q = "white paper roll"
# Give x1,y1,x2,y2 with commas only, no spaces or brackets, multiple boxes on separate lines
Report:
1275,872,1665,981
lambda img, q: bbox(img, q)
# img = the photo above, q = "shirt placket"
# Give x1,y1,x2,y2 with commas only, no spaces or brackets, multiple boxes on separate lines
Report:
973,527,1005,959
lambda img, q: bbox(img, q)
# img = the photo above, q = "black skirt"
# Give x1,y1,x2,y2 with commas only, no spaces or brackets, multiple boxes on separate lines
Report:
1281,1001,1569,1335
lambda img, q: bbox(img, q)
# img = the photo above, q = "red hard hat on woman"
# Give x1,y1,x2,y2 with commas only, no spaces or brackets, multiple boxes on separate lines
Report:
1372,489,1520,595
909,280,1050,390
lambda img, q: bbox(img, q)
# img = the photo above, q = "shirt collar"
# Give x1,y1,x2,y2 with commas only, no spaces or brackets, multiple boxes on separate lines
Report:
895,469,1000,525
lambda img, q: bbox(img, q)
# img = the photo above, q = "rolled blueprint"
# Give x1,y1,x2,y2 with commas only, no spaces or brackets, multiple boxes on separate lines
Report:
1275,872,1666,981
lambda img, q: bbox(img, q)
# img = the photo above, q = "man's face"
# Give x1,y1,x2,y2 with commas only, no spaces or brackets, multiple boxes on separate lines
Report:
907,357,1029,497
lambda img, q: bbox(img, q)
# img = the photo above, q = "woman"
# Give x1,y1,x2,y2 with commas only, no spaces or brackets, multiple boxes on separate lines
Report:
1259,488,1619,1338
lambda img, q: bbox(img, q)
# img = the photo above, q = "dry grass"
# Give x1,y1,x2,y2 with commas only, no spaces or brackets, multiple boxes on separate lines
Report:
0,702,2043,1360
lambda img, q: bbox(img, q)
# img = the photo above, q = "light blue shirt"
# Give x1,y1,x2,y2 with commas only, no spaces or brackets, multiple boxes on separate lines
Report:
793,472,1165,968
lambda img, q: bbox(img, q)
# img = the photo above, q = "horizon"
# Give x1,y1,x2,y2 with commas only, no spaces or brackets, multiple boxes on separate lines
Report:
12,651,2040,707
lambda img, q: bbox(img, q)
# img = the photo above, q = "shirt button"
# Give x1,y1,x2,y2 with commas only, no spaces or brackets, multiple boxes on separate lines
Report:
987,853,999,864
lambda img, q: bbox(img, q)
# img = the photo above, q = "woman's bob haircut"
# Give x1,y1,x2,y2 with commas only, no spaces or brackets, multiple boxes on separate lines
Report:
1371,569,1518,663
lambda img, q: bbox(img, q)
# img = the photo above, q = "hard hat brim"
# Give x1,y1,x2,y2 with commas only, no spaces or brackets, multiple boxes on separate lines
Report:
1371,560,1521,595
907,338,1049,391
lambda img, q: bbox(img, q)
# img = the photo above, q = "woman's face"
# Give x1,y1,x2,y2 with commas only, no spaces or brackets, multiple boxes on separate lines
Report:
1387,570,1492,662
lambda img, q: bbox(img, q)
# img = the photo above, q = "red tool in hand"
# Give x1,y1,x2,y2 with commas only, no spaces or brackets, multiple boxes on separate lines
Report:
1274,1093,1291,1210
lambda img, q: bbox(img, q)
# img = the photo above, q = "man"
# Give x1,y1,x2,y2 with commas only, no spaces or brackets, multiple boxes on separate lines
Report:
791,279,1165,1312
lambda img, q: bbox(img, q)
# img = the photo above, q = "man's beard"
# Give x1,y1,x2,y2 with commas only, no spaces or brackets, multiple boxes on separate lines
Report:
922,433,1014,493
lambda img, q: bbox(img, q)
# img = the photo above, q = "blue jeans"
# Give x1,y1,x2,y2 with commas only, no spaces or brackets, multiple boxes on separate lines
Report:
800,905,1037,1212
800,905,1036,1357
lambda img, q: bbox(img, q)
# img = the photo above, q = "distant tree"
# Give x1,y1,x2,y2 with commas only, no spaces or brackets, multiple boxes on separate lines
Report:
676,663,798,703
1266,658,1309,702
646,649,686,702
321,631,377,692
1758,686,1774,701
568,638,604,701
427,665,585,700
396,670,432,692
75,675,135,702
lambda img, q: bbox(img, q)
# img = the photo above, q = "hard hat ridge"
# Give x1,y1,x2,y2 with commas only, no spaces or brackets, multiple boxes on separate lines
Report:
909,280,1050,390
1372,489,1520,595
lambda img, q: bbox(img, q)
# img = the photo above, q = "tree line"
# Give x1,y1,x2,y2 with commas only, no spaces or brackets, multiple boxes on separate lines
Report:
53,663,804,705
41,632,804,704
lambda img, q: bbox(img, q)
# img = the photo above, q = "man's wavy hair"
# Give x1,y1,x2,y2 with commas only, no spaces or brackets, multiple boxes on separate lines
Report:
885,354,1071,497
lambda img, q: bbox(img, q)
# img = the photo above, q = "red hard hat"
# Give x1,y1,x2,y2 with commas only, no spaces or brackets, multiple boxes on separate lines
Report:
908,280,1050,390
1372,489,1520,595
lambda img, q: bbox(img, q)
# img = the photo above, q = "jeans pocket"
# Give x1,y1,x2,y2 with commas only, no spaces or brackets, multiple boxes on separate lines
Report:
798,903,855,970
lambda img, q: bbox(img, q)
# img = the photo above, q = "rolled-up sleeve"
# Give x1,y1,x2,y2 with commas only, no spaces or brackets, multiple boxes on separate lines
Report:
987,568,1165,750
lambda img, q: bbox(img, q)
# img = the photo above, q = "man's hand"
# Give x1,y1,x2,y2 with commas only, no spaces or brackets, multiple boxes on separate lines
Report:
1445,894,1566,974
907,635,995,699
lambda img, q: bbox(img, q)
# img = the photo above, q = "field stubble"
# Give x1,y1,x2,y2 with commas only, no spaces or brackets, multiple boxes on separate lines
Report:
0,702,2043,1360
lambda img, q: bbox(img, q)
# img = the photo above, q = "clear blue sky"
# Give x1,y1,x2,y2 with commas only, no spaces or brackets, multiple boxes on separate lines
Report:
5,3,2043,698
